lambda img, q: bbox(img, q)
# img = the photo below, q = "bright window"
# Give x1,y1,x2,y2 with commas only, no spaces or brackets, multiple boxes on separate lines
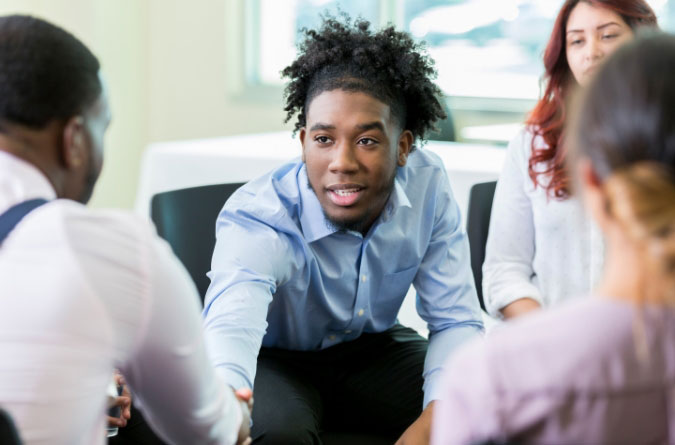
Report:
252,0,379,85
248,0,674,100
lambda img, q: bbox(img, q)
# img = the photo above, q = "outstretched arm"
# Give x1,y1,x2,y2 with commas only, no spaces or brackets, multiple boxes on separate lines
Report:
120,235,247,445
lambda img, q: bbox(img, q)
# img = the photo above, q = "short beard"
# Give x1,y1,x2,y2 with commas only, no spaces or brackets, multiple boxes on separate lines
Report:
323,210,369,234
78,161,99,204
307,172,396,234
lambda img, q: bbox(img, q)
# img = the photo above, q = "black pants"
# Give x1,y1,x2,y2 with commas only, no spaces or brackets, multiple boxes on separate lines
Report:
110,324,427,445
250,324,428,445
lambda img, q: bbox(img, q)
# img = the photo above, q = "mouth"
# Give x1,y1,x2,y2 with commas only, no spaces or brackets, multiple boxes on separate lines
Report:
326,184,365,207
584,65,598,76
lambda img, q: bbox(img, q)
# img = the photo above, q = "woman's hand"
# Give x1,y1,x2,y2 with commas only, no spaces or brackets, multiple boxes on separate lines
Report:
501,297,542,319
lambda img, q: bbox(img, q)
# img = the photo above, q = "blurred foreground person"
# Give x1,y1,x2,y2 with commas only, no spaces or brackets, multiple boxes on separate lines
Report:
0,15,250,445
433,32,675,444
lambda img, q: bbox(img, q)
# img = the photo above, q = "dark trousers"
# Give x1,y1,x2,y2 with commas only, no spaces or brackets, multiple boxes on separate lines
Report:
251,324,428,445
110,324,427,445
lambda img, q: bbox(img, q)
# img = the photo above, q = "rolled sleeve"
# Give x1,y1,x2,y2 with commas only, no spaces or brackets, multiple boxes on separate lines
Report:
423,323,482,407
483,129,543,317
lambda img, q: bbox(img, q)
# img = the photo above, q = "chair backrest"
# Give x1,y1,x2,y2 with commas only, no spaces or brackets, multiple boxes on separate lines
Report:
466,181,497,311
151,182,244,304
0,408,22,445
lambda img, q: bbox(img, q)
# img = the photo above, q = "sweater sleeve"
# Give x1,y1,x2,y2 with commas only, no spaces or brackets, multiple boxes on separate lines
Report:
482,128,544,317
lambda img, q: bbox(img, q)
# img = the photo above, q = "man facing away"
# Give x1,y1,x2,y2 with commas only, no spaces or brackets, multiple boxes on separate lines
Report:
204,16,484,445
0,15,250,445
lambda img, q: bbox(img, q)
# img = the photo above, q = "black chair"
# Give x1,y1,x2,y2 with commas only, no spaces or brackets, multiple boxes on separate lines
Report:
466,181,497,311
151,182,244,303
0,408,22,445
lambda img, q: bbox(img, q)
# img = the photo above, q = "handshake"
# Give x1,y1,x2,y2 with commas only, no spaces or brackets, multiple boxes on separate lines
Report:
106,371,254,445
234,387,254,445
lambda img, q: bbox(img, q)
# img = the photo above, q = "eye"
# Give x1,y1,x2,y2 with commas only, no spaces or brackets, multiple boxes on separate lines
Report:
602,33,618,40
357,137,378,146
314,135,332,145
569,38,583,46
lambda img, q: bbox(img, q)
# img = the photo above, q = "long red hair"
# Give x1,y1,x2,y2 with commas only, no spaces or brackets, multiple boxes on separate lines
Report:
526,0,657,199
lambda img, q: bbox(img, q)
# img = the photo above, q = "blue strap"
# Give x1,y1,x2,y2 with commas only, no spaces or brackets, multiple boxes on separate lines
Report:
0,198,49,245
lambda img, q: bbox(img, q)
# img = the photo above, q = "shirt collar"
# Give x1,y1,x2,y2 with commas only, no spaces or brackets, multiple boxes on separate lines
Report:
298,164,412,243
0,150,57,213
298,165,335,243
383,178,412,220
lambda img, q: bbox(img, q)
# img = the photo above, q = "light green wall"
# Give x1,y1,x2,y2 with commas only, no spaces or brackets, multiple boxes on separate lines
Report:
0,0,291,209
145,0,289,143
0,0,150,209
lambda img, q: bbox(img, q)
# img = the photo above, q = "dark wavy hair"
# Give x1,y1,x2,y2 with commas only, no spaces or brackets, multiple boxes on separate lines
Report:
0,15,101,131
282,15,446,143
527,0,657,199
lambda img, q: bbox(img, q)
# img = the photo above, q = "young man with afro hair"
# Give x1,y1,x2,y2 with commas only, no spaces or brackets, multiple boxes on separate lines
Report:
203,16,484,444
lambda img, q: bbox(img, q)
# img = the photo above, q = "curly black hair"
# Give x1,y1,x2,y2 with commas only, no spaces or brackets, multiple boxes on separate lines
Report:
282,15,446,142
0,15,101,131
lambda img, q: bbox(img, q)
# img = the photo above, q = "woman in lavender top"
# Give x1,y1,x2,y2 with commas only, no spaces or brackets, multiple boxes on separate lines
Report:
432,33,675,444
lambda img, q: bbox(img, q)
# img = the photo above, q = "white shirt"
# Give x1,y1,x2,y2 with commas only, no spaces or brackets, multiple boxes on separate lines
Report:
0,151,241,445
482,127,604,317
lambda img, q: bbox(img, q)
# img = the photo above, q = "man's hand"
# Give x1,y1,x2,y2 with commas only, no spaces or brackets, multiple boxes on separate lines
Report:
107,373,132,428
395,401,434,445
234,388,253,445
501,297,541,320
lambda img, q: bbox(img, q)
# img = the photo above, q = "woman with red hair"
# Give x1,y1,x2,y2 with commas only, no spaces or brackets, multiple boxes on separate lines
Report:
483,0,657,319
434,31,675,445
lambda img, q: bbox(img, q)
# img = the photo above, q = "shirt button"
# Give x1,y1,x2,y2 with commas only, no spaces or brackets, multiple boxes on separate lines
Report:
358,309,365,317
361,275,367,282
345,330,352,334
329,335,336,341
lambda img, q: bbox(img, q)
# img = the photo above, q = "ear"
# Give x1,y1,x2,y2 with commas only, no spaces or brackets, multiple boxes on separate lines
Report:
299,128,307,163
578,158,602,189
62,116,87,169
396,130,413,167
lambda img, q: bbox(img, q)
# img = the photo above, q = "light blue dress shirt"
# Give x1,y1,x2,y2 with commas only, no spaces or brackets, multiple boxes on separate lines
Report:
203,148,484,407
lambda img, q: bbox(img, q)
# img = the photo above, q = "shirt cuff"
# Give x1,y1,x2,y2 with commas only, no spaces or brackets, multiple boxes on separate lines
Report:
423,368,443,409
484,281,544,318
423,323,483,407
216,366,252,392
220,384,244,445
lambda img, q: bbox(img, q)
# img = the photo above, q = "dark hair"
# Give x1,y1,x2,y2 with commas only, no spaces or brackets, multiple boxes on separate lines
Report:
0,15,102,130
574,32,675,181
527,0,657,199
572,33,675,303
282,15,446,142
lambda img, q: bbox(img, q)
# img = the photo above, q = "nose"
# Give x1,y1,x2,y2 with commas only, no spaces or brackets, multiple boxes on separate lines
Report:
328,141,358,174
586,36,603,61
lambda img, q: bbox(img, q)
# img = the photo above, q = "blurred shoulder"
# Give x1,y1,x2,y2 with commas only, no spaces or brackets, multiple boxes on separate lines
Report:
484,298,636,390
55,201,157,243
38,201,161,268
